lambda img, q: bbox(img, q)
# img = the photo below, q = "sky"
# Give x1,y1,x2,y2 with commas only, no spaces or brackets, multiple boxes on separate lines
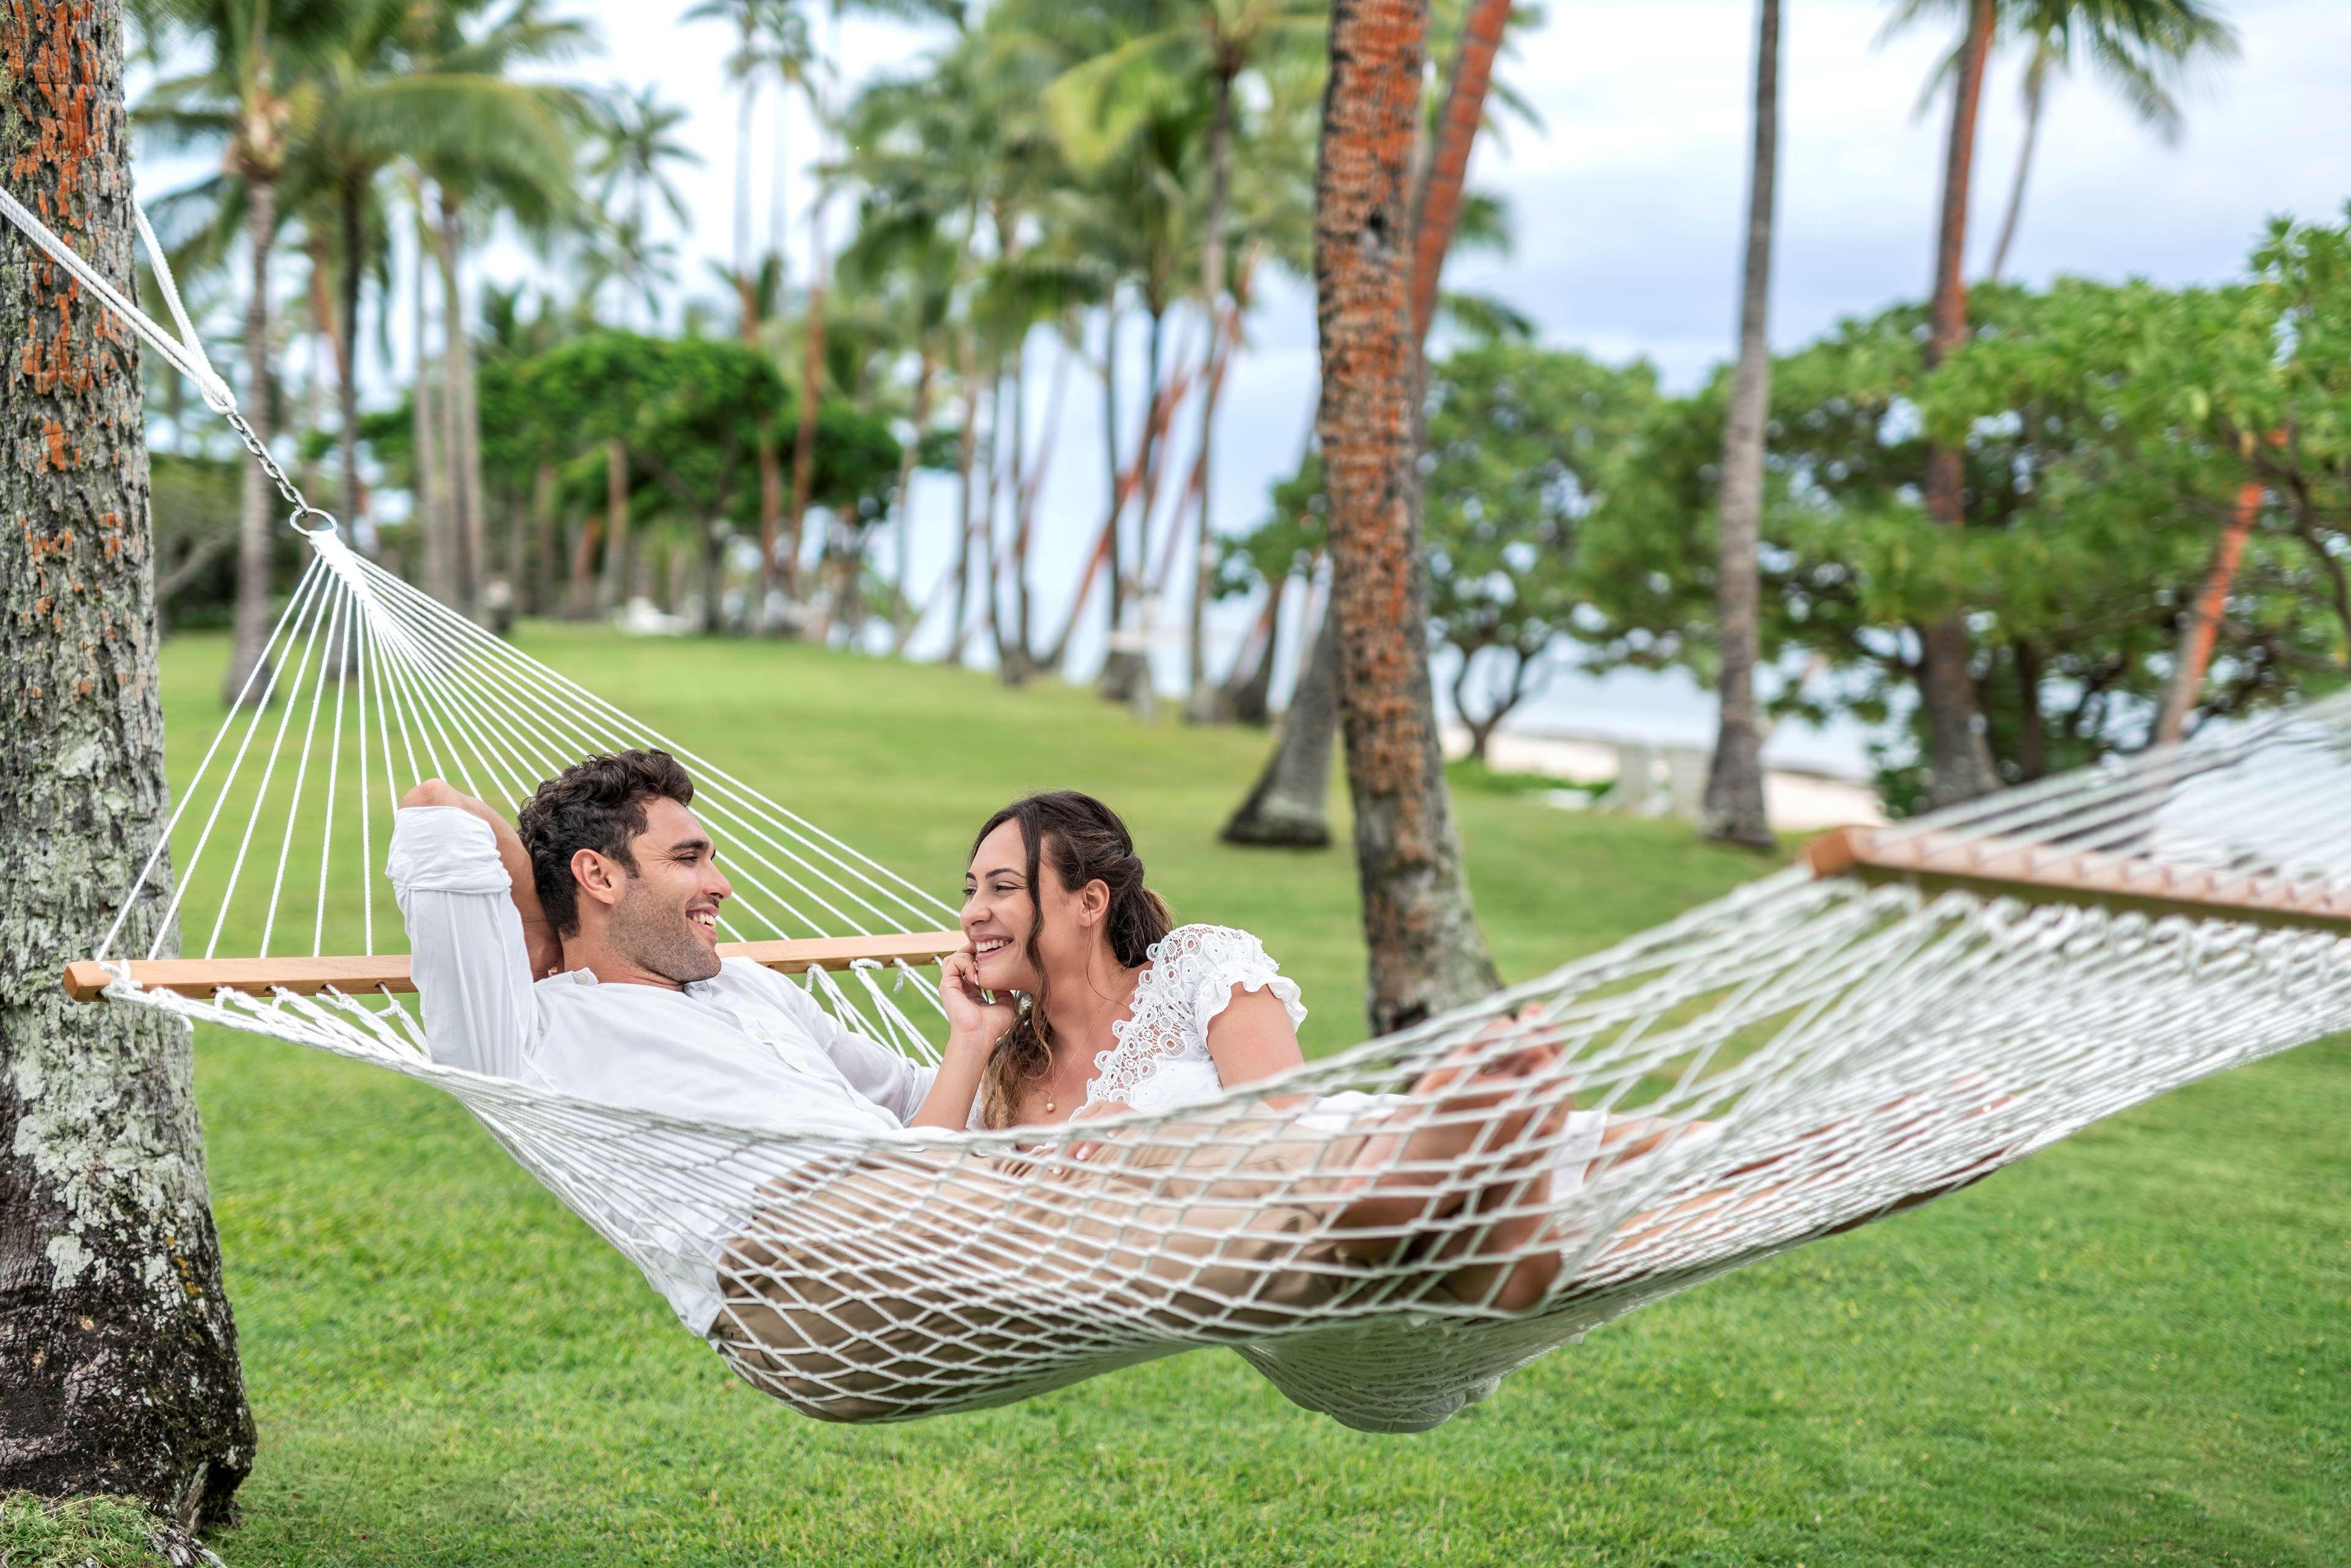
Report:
135,0,2351,775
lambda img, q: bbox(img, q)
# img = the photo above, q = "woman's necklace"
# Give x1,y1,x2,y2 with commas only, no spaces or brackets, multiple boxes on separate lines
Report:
1039,965,1146,1118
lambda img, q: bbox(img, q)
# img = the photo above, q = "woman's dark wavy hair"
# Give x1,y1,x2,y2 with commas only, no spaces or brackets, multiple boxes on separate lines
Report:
517,749,696,936
971,790,1172,1130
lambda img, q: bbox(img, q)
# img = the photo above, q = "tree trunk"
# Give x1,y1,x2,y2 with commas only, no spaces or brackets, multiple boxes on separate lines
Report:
944,331,980,664
1222,601,1340,847
1409,0,1513,344
1100,305,1166,705
1098,298,1125,677
337,171,368,533
891,350,935,639
1701,0,1780,851
2013,639,2047,782
1919,0,2002,808
412,211,454,608
435,196,484,618
1221,577,1285,726
1985,58,2045,284
221,171,277,705
2154,476,2265,744
700,520,726,635
597,438,629,615
786,215,826,613
1,0,256,1520
1315,0,1502,1033
1222,0,1512,844
1184,71,1238,723
523,459,557,618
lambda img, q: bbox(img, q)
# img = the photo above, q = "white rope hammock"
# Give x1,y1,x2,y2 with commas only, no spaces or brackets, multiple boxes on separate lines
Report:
31,191,2351,1433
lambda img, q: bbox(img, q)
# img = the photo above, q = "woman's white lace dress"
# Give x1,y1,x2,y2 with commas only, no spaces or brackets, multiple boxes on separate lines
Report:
1085,925,1608,1190
1084,925,1305,1116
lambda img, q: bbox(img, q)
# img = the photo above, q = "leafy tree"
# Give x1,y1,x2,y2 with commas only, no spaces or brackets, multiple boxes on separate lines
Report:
1423,344,1660,760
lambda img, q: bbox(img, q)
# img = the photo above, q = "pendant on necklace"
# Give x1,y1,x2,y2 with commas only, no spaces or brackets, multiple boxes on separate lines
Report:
1044,1098,1056,1114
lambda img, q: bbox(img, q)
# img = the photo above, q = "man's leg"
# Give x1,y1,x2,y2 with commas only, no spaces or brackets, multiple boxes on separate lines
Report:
711,1128,1391,1423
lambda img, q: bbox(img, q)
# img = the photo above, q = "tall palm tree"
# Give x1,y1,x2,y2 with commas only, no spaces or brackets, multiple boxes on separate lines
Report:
1701,0,1781,850
1043,0,1325,718
400,1,587,617
1979,0,2237,280
135,0,350,704
585,85,701,331
282,0,592,577
1905,0,2004,805
1315,0,1499,1031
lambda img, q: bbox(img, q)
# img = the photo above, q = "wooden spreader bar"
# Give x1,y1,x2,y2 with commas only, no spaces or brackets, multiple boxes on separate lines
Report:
1805,826,2351,937
63,929,970,1003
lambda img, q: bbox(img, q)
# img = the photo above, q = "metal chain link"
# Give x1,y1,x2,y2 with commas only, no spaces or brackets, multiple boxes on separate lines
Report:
220,406,337,535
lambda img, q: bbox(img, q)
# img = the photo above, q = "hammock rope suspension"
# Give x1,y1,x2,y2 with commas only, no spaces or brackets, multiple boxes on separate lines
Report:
24,190,2351,1432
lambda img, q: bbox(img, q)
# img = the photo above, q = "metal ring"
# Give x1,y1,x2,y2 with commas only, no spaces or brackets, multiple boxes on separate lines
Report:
286,505,339,537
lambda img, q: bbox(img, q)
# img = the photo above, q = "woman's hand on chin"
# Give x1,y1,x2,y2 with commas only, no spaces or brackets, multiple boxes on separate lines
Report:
940,946,1018,1049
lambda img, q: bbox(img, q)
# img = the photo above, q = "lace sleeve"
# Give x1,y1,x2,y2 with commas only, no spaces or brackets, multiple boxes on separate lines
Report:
1083,925,1307,1110
1181,925,1307,1048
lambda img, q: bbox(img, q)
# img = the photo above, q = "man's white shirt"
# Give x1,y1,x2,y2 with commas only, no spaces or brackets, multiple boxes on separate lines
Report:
386,805,937,1331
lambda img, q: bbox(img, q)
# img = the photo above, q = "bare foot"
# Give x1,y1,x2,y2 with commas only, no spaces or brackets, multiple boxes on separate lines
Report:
1332,1032,1570,1255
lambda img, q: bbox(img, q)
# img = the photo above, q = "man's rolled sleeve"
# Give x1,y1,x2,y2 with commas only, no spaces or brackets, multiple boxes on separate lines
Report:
388,805,538,1081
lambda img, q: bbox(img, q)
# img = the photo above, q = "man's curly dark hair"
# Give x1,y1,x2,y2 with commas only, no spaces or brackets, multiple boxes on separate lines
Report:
517,749,697,936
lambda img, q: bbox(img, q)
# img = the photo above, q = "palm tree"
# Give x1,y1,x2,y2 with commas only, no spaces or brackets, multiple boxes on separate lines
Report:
691,0,816,620
585,85,701,331
282,0,591,589
135,0,349,704
1700,0,1781,851
1043,0,1325,719
1222,1,1520,847
1981,0,2237,280
1905,0,2005,805
1315,0,1499,1031
399,1,587,617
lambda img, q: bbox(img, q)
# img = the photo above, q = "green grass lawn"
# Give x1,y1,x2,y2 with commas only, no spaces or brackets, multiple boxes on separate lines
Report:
157,625,2349,1567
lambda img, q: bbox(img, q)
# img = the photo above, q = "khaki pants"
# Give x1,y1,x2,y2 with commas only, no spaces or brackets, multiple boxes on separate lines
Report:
711,1119,1432,1422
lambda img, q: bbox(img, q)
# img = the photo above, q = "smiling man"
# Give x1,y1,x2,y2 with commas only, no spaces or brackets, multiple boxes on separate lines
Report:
389,752,946,1154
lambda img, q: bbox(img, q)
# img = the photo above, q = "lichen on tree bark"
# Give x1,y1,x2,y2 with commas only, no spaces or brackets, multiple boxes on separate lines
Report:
0,0,254,1526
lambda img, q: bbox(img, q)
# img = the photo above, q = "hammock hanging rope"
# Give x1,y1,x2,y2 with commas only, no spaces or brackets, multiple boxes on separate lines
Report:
28,192,2351,1434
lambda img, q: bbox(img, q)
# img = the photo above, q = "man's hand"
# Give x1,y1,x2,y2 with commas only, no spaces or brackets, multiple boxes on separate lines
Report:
400,778,562,978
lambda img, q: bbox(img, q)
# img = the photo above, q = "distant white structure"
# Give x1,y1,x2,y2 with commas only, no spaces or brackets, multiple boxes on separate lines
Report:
1444,725,1886,833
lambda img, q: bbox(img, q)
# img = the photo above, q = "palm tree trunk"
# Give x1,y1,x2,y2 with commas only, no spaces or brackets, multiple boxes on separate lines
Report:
891,350,935,639
945,331,980,664
1220,577,1285,724
1099,297,1124,670
336,170,369,533
1,0,255,1515
1317,0,1501,1032
734,17,757,331
222,173,278,705
1184,70,1238,722
1100,304,1165,704
412,212,454,606
1701,0,1780,851
2154,476,2265,743
598,437,630,615
522,459,556,618
1985,58,2046,284
435,197,485,618
785,202,827,613
1409,0,1512,343
1222,599,1339,847
1919,0,2003,808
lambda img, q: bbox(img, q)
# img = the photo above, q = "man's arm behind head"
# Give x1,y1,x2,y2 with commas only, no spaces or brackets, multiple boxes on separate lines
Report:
400,779,560,979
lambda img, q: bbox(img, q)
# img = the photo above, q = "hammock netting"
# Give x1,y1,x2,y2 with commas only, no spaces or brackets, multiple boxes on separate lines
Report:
27,187,2351,1433
83,529,2351,1431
